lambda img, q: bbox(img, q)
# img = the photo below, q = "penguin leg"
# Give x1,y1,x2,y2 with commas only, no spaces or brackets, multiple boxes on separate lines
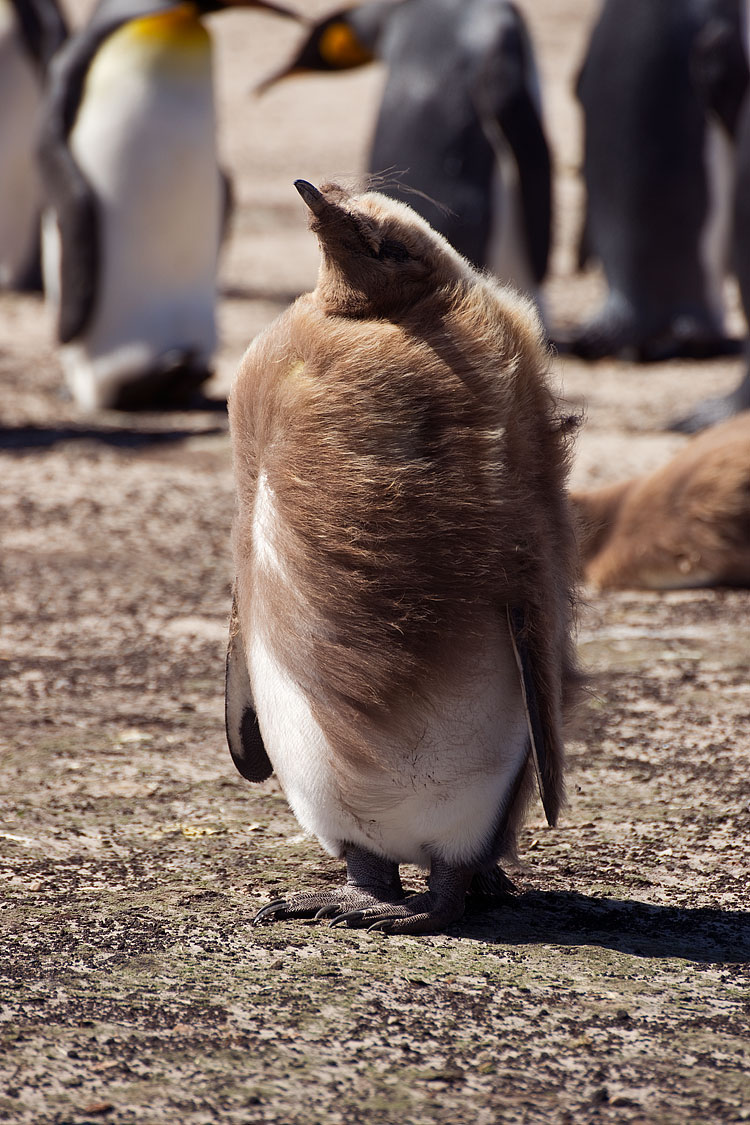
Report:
253,845,404,924
330,857,474,936
108,349,214,411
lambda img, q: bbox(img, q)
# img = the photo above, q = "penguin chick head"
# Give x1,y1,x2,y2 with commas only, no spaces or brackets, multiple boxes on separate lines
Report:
295,179,472,319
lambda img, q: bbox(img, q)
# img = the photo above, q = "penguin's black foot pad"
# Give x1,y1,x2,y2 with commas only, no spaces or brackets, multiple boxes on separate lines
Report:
328,891,466,936
253,886,402,925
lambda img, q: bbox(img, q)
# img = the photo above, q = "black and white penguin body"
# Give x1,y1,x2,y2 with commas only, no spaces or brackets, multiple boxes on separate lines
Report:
572,0,748,361
0,0,67,290
38,0,295,411
261,0,551,296
371,0,550,294
227,181,578,935
673,2,750,430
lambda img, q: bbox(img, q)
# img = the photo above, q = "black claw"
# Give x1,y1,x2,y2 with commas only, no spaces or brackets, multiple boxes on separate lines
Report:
314,904,341,920
366,918,395,933
329,910,365,928
253,898,287,923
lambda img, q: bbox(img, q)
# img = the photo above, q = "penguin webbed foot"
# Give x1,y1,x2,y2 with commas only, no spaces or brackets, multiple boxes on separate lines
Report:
253,885,403,925
330,890,466,936
253,845,405,925
332,857,474,936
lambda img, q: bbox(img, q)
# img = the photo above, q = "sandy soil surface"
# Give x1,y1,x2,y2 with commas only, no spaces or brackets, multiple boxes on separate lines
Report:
1,0,749,1122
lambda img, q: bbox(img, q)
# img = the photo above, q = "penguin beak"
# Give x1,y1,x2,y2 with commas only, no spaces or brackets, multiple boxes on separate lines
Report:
254,62,302,97
294,179,326,216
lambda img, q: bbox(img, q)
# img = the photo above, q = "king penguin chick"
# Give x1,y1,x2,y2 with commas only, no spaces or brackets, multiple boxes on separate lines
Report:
571,414,750,590
569,0,748,361
0,0,67,291
258,0,552,299
226,180,579,935
37,0,298,412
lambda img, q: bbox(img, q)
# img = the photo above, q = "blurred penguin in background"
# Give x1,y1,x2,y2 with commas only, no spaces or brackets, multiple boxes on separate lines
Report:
570,0,748,361
0,0,67,291
673,8,750,431
38,0,297,412
259,0,552,300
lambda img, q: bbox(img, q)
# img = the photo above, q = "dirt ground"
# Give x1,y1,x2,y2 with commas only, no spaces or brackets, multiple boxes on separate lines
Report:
2,0,750,1122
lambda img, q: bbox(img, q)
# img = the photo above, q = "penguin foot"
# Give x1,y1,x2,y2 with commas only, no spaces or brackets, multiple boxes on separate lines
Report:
667,375,750,434
253,885,403,925
467,864,519,900
253,845,405,925
108,350,214,411
331,858,474,935
560,308,742,364
328,890,467,935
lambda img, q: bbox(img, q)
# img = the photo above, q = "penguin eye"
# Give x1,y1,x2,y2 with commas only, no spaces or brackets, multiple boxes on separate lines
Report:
378,239,411,263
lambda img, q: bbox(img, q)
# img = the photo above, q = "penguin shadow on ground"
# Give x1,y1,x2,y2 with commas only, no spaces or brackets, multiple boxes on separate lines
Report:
457,890,750,964
0,416,226,453
220,282,303,306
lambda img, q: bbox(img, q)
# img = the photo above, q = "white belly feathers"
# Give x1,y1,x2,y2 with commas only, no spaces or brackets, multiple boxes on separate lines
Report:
247,470,529,868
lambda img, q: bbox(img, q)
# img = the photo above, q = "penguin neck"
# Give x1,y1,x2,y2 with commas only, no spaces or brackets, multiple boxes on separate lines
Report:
122,3,210,51
314,258,462,322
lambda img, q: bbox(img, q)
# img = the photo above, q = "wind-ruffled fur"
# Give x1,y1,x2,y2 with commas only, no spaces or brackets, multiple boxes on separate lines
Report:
230,184,579,843
572,414,750,590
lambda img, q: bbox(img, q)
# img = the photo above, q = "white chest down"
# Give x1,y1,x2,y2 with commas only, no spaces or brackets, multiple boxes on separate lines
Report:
249,612,529,870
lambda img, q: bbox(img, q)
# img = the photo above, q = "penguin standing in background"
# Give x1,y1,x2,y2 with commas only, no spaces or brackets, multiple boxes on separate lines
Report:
570,0,748,361
0,0,67,291
258,0,552,298
38,0,297,412
226,180,578,935
672,6,750,431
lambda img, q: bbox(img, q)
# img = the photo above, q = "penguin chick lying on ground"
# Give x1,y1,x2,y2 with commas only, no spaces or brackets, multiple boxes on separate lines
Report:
571,414,750,590
227,181,579,935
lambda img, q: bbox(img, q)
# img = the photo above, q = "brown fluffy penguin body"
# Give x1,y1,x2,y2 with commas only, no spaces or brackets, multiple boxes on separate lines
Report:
572,414,750,591
227,181,579,934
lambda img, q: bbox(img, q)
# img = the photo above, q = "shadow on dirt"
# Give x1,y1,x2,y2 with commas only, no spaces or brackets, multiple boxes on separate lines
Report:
220,283,301,305
461,890,750,963
0,421,226,452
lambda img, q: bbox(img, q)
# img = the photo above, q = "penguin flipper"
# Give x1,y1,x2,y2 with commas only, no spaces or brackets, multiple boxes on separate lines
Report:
691,15,749,137
506,604,560,828
37,33,105,343
474,13,551,283
225,589,273,783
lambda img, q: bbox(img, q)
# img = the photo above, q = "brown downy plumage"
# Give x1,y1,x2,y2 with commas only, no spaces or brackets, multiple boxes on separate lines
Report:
227,180,580,934
572,414,750,590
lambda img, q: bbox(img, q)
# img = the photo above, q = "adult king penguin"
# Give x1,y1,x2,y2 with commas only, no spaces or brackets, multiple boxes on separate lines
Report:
571,0,748,361
226,180,579,935
673,6,750,431
0,0,67,290
38,0,297,411
258,0,552,298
